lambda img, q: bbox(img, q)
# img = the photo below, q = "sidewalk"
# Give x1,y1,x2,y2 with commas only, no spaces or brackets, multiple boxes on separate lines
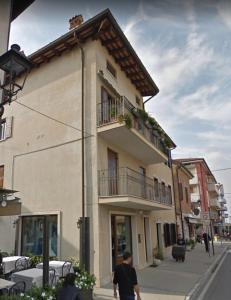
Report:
94,243,227,300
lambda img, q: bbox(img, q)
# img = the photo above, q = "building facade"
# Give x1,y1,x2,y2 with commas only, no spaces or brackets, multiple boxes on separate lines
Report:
0,10,177,285
172,160,195,240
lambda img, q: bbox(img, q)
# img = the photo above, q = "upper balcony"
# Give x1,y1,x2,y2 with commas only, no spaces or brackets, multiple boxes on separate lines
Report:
98,167,173,211
97,97,172,164
207,182,219,195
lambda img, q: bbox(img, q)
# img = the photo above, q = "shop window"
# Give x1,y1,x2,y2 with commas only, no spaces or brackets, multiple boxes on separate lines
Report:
107,60,117,78
163,223,170,247
21,215,57,257
170,223,176,244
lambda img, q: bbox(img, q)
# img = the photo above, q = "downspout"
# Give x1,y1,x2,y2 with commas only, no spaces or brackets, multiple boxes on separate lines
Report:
169,151,181,242
74,32,89,270
176,165,185,240
143,94,154,106
74,32,85,227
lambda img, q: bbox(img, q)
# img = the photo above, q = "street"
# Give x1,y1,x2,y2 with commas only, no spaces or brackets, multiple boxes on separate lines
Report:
202,250,231,300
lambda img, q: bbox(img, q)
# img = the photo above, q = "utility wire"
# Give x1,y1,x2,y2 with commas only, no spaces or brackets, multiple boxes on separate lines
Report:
212,167,231,172
14,100,93,138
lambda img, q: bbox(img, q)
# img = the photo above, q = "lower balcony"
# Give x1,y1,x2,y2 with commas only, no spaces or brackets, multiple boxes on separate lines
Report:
98,168,173,211
209,197,220,208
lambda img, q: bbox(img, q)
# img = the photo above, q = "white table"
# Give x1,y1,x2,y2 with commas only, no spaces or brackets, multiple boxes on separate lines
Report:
0,278,14,290
2,256,29,274
11,268,53,290
36,261,73,277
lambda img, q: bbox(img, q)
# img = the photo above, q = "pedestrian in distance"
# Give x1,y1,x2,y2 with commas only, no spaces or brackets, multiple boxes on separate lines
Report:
202,232,210,253
176,234,186,246
113,252,141,300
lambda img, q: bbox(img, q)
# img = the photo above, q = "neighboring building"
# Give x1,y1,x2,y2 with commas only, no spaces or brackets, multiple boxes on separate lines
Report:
0,0,35,256
176,158,222,235
0,10,176,285
172,160,195,241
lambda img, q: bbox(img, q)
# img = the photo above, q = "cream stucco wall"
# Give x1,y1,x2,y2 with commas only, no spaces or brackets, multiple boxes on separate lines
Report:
0,40,98,264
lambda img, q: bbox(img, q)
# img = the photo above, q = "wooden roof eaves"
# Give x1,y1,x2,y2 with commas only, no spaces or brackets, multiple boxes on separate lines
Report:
28,9,159,97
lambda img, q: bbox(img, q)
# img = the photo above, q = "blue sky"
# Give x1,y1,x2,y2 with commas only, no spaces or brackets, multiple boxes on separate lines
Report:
10,0,231,213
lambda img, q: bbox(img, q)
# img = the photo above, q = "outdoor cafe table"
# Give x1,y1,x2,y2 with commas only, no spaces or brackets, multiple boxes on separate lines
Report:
11,268,53,290
36,261,73,277
2,256,29,274
0,278,14,290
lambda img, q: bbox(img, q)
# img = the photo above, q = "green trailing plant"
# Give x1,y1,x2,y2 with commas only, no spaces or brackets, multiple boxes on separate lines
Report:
136,108,149,122
118,113,132,129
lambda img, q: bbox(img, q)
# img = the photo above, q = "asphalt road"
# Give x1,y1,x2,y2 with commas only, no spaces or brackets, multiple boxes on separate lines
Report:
202,251,231,300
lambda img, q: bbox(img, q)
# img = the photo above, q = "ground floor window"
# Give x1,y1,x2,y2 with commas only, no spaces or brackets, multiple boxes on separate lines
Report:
21,215,57,257
111,215,132,269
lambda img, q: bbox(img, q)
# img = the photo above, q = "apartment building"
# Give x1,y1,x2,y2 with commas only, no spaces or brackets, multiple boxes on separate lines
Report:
177,158,223,236
0,9,176,285
172,160,195,240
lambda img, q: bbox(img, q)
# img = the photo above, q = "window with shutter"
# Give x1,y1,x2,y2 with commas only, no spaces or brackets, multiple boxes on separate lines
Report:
0,119,6,141
178,182,183,201
5,116,13,139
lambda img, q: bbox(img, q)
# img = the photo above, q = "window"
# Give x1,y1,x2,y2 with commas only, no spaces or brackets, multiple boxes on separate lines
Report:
136,96,141,106
0,166,4,188
154,178,159,198
21,215,58,256
0,119,6,141
167,185,172,205
185,187,189,203
178,182,183,201
161,182,166,199
107,60,117,78
0,117,13,141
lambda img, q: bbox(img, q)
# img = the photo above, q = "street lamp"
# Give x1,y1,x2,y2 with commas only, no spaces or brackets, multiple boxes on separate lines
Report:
0,44,32,115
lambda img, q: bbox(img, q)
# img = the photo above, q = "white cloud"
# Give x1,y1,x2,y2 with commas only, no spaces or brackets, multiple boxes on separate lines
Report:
216,0,231,30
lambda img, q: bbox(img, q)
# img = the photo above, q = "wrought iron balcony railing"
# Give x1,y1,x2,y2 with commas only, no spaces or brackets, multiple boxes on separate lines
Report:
98,167,172,206
97,97,169,157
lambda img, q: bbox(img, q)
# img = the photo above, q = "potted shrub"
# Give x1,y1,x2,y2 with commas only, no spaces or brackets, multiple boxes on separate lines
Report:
75,269,96,300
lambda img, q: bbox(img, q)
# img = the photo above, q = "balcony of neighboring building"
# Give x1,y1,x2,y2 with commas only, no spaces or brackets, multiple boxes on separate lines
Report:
190,174,198,185
209,197,220,209
207,182,219,195
97,96,173,165
98,167,173,210
191,193,200,203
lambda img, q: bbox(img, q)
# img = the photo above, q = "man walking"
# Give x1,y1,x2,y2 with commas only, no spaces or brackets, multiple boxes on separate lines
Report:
113,252,141,300
203,232,210,253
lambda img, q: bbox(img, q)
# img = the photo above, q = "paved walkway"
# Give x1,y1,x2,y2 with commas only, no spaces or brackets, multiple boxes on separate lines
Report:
94,243,226,300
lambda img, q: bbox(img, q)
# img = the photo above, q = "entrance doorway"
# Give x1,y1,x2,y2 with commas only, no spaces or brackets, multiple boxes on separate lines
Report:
108,149,118,195
111,215,132,270
144,217,151,262
156,223,162,250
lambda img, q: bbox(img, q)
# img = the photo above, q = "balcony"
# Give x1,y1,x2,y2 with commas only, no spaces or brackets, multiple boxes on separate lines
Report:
207,183,219,195
97,97,169,164
98,167,172,210
209,197,220,208
191,193,200,203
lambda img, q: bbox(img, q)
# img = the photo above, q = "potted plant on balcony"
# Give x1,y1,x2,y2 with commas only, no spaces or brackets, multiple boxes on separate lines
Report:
118,113,132,129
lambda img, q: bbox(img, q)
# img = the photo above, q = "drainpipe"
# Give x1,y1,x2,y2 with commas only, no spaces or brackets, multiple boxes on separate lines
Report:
170,153,178,241
74,32,90,272
143,94,154,107
176,165,185,241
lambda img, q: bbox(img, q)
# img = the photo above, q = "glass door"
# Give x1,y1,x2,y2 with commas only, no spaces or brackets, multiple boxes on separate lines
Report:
111,215,132,269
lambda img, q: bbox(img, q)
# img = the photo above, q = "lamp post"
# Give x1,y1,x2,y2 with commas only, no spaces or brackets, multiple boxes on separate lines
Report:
0,44,32,116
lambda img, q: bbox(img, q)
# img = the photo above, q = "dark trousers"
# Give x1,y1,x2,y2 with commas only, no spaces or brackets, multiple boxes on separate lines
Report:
120,295,135,300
